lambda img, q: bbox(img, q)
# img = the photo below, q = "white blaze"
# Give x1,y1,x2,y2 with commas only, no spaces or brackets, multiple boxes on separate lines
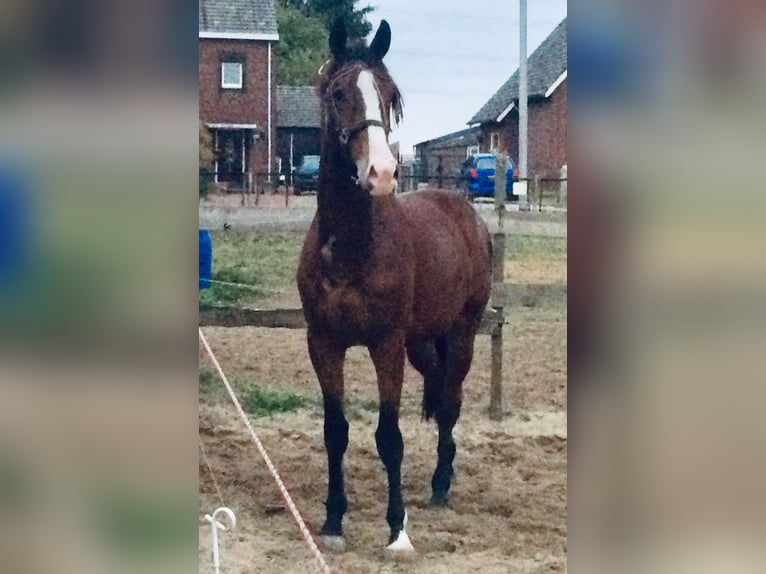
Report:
356,70,398,196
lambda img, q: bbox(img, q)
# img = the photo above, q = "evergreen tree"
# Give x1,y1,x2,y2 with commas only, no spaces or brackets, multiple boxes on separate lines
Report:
275,3,328,85
308,0,374,40
274,0,375,85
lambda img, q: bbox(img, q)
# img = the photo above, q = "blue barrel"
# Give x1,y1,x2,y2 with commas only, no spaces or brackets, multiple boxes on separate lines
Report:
0,164,30,289
199,229,212,289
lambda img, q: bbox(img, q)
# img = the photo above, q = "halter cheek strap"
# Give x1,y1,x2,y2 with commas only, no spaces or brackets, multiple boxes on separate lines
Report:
338,119,385,146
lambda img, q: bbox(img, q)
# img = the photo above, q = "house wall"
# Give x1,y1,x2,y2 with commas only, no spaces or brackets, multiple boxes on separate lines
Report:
199,38,275,178
481,79,567,179
527,80,567,177
477,120,518,165
414,143,470,187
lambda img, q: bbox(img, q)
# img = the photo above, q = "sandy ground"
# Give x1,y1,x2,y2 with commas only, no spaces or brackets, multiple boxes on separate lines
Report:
198,190,566,573
199,191,567,237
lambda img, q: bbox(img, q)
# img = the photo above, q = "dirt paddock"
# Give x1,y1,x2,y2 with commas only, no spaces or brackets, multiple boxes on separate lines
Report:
198,189,566,572
199,315,566,573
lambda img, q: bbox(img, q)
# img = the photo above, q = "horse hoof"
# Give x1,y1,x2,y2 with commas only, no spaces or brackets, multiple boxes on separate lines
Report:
384,529,415,561
430,494,449,507
320,535,346,553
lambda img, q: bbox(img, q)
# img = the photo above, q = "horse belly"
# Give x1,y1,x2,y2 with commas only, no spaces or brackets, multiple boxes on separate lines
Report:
400,192,492,337
410,268,471,336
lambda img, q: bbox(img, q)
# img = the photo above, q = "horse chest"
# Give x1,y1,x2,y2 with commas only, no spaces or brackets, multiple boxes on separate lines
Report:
305,237,412,340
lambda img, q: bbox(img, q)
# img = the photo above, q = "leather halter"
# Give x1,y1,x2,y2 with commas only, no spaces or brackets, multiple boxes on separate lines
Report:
338,119,385,146
326,64,388,146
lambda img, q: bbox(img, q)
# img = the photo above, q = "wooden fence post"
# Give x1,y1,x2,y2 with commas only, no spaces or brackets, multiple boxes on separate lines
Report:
489,152,507,420
489,234,505,420
535,174,542,212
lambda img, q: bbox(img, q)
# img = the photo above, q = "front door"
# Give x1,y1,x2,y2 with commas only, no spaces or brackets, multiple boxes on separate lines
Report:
216,129,247,187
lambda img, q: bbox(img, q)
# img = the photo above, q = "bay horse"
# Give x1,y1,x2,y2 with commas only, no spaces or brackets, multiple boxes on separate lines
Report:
297,18,492,555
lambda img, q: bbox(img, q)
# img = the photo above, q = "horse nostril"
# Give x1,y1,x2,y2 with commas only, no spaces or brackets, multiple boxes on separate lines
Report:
369,165,378,179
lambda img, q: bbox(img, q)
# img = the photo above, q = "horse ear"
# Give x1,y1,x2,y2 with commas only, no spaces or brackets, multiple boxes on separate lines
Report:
369,20,391,61
329,17,347,60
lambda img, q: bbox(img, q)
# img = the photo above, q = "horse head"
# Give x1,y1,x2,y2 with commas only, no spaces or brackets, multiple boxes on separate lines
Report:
320,18,403,197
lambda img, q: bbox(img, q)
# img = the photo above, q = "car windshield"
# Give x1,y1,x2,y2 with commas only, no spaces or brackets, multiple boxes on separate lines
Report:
475,157,495,170
301,156,320,170
474,156,514,170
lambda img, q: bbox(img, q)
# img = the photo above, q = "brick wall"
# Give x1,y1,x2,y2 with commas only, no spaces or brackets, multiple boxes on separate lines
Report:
481,79,567,178
527,81,567,177
199,38,275,177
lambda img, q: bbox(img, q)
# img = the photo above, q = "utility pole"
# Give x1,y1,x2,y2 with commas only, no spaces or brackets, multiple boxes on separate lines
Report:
518,0,528,201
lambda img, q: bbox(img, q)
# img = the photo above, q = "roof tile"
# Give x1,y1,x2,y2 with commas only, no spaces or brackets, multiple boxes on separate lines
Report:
199,0,278,36
469,18,567,125
276,86,321,128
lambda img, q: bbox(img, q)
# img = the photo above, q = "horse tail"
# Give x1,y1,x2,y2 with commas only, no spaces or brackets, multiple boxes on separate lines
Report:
422,384,439,420
422,335,448,420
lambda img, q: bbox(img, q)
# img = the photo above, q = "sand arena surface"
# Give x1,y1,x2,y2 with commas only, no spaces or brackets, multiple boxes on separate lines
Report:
199,323,566,573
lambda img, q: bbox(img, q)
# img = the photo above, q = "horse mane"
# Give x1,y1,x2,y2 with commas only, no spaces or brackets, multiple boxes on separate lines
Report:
317,48,404,130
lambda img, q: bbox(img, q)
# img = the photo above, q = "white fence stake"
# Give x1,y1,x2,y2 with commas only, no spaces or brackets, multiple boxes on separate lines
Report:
205,507,237,574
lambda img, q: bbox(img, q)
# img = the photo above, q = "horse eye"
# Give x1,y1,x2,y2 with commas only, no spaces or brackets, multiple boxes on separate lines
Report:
333,88,344,102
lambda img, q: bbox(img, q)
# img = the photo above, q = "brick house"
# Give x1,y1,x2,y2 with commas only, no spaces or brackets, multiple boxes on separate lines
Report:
199,0,278,188
275,86,321,182
468,18,567,179
413,127,482,188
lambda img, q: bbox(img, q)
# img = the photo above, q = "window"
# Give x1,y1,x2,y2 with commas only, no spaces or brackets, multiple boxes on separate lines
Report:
221,61,243,89
489,132,500,152
466,145,479,157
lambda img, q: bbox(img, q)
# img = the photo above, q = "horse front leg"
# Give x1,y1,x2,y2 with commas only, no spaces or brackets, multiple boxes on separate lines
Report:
307,329,349,550
369,332,415,555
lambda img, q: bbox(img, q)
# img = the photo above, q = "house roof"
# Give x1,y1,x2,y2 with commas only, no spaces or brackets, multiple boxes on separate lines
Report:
276,86,321,128
468,18,567,125
414,127,481,150
199,0,278,38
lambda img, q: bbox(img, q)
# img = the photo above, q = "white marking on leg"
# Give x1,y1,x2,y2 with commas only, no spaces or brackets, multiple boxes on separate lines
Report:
385,510,415,553
356,70,397,195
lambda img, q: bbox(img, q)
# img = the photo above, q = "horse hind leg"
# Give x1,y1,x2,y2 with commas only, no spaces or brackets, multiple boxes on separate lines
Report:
405,333,462,506
431,323,479,507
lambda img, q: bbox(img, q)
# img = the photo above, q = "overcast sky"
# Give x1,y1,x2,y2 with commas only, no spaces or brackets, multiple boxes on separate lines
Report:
366,1,568,155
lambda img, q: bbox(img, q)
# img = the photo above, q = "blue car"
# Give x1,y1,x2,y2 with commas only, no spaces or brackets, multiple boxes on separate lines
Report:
460,154,518,201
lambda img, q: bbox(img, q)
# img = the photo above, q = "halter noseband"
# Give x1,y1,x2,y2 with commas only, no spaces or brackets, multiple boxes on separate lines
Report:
326,64,388,146
338,119,385,146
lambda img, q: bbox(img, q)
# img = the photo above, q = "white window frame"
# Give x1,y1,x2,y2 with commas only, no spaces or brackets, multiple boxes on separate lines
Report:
489,132,500,152
221,61,243,89
466,144,479,158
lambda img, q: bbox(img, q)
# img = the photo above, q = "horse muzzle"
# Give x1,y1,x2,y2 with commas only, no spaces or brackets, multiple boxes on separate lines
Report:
362,159,398,196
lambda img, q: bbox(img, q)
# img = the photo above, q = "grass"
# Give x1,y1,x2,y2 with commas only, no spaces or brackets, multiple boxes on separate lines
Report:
199,229,304,308
199,367,305,417
199,229,566,310
503,235,567,297
241,386,305,416
506,234,567,263
198,368,222,398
